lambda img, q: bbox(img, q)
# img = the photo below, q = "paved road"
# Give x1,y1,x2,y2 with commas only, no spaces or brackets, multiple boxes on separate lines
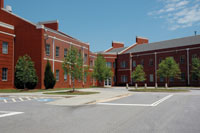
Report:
0,90,200,133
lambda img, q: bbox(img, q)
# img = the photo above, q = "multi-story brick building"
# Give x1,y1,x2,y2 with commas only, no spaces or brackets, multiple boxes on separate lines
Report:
0,0,200,89
116,35,200,87
0,0,94,89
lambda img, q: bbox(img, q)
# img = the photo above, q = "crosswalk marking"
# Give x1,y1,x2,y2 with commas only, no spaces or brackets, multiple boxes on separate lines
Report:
12,98,16,102
26,97,31,100
19,98,24,101
3,99,7,103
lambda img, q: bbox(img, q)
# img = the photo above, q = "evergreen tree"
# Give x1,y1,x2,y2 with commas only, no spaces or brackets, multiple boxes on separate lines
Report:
15,55,38,89
131,65,146,88
157,57,181,88
92,54,113,84
44,60,56,89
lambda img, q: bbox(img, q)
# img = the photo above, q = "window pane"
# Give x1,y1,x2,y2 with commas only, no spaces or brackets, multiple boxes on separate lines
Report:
132,60,136,67
64,70,67,81
180,55,185,64
84,54,87,63
106,62,112,68
2,68,8,81
2,42,8,54
56,70,59,81
45,44,50,55
64,48,67,57
56,47,59,57
150,74,154,82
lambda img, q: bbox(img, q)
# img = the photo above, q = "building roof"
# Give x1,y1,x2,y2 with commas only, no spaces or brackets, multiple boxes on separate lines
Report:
125,35,200,53
108,47,128,53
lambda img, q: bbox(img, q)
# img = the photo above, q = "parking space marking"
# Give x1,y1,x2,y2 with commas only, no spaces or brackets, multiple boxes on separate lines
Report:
0,111,24,118
0,96,57,104
97,94,173,107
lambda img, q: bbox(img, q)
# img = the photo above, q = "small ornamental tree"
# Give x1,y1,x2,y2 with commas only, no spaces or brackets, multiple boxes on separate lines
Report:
92,54,113,85
131,65,146,89
62,47,85,92
15,55,38,89
44,60,56,89
157,57,181,88
191,57,200,81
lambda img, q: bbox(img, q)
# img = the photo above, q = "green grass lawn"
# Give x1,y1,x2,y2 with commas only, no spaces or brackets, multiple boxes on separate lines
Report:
129,88,189,92
0,88,87,93
43,91,99,95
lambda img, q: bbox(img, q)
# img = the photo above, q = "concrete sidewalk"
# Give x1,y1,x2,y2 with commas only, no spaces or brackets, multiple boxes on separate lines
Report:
47,88,132,106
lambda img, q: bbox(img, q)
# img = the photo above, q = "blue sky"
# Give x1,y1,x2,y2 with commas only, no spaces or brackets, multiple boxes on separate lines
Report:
4,0,200,52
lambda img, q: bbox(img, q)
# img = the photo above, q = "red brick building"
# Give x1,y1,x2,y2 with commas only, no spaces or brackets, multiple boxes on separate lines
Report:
116,36,200,87
0,0,93,89
0,21,15,89
0,0,200,89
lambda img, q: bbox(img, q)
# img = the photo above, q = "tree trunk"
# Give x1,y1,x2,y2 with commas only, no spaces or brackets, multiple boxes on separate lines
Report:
135,83,138,89
73,81,75,92
165,77,168,89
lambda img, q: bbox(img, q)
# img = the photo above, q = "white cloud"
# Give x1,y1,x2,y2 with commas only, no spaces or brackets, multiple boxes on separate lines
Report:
148,0,200,30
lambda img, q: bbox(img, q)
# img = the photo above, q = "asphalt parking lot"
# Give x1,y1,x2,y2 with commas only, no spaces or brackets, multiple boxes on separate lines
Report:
0,90,200,133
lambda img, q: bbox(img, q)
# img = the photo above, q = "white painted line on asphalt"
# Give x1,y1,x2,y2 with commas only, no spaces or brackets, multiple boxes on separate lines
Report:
97,94,173,107
19,98,24,101
97,103,152,107
33,97,38,99
3,99,7,103
0,111,24,118
151,94,173,107
12,98,16,102
26,97,31,100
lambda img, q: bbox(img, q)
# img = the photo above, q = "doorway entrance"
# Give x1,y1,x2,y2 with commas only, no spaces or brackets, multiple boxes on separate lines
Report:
104,78,112,87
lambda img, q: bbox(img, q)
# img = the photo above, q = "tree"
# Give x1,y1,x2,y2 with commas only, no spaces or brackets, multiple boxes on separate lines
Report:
92,54,113,85
191,57,200,81
44,60,56,89
131,65,146,89
62,47,85,91
15,55,38,89
157,57,181,88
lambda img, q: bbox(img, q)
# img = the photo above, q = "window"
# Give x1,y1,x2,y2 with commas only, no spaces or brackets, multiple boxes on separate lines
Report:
56,70,59,81
121,75,128,83
2,68,8,81
160,77,164,82
64,48,68,57
113,62,116,69
159,58,162,63
106,62,112,68
64,70,67,81
2,42,8,54
113,76,116,83
192,73,198,81
56,46,60,57
181,73,185,82
149,59,153,66
150,74,154,82
90,60,93,67
45,44,50,56
169,77,174,82
120,61,127,68
180,55,185,64
141,59,144,66
192,54,197,59
84,54,88,63
132,60,136,67
84,72,87,83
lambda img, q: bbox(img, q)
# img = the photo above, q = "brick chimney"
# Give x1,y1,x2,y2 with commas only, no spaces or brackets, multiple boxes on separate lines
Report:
38,20,59,31
136,36,149,44
112,41,124,48
0,0,4,8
